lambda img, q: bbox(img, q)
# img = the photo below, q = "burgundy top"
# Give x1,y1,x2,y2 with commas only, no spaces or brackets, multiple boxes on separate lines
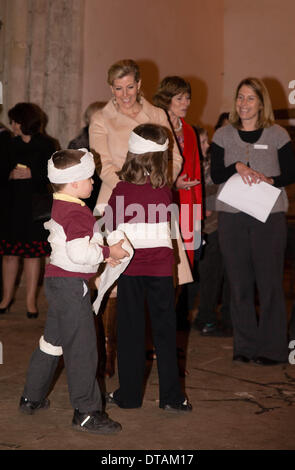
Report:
45,199,109,280
106,180,174,276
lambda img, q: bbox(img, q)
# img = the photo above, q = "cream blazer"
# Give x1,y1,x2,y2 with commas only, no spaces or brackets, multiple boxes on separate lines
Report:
89,97,192,285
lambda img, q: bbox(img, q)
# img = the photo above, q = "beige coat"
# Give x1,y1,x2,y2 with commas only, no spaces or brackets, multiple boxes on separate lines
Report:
89,97,192,285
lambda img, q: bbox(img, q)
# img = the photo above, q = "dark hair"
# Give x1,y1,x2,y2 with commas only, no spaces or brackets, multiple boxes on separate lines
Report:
153,76,191,111
194,125,207,136
8,102,42,135
50,149,85,192
214,112,229,130
117,123,169,189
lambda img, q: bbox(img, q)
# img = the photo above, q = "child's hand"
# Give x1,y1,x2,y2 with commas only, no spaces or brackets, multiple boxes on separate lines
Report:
109,240,129,261
105,257,121,267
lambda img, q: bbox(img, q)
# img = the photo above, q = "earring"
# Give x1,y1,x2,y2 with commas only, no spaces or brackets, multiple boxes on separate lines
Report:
112,95,117,105
137,90,143,104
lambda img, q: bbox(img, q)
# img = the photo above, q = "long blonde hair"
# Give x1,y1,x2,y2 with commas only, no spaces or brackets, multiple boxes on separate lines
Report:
229,77,274,129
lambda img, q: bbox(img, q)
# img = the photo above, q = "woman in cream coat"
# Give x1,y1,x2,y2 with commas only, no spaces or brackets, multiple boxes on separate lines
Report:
90,61,183,213
89,59,192,376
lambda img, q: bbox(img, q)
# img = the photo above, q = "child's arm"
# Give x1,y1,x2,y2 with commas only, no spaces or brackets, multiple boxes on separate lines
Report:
65,212,109,266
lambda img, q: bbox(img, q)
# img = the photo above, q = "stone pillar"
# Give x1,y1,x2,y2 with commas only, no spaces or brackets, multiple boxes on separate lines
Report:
0,0,84,148
0,0,30,110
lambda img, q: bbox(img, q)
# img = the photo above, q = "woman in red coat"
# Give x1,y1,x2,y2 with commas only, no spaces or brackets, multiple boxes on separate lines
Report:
153,76,202,270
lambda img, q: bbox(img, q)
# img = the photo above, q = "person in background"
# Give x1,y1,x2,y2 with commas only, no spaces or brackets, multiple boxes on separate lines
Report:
0,121,13,301
153,76,202,270
0,103,56,318
192,126,232,336
68,101,105,212
214,112,229,130
211,77,295,365
153,76,202,333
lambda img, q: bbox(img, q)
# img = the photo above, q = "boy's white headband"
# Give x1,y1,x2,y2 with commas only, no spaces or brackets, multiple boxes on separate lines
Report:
128,131,168,154
48,149,95,183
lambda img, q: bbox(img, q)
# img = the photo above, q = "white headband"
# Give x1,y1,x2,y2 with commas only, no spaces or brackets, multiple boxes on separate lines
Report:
128,131,168,154
48,148,95,183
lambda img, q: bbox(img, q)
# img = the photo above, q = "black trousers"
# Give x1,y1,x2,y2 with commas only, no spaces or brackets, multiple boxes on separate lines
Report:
218,212,288,362
197,230,231,327
23,277,102,413
114,275,184,408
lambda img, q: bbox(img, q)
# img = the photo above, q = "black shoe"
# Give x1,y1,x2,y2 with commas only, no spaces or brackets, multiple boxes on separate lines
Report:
19,396,50,415
72,409,122,434
105,392,141,409
105,392,119,406
27,311,39,319
0,299,14,315
233,354,250,363
162,399,192,413
253,356,281,366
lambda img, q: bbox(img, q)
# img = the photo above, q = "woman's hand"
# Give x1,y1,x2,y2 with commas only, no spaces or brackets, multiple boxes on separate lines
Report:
260,175,274,185
235,162,268,186
175,173,200,191
9,166,32,180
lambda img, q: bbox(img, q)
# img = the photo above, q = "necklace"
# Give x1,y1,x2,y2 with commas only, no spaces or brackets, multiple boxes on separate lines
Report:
174,118,182,132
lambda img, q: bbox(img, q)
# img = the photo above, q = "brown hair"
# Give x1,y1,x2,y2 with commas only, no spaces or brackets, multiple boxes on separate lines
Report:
117,124,169,189
107,59,141,85
50,149,85,192
229,77,274,129
194,125,207,137
153,76,191,111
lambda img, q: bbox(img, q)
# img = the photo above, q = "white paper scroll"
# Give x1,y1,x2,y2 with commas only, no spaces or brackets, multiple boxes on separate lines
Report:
217,173,281,223
92,230,134,314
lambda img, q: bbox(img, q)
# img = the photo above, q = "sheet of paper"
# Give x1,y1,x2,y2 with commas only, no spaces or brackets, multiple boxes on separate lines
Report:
92,231,134,315
217,173,281,223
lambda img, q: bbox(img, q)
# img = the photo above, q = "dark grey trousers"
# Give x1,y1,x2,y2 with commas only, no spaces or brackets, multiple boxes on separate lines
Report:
23,277,102,413
218,212,288,362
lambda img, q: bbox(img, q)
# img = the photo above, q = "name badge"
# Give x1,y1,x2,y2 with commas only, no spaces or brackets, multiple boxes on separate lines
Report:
254,144,268,149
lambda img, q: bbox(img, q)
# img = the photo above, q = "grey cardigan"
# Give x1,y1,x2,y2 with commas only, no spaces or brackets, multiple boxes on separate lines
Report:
212,124,291,213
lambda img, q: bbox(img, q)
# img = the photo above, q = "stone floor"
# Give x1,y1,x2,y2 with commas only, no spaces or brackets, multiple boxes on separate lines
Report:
0,272,295,452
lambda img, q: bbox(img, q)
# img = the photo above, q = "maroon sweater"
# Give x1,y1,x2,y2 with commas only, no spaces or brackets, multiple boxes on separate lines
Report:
45,199,109,280
106,180,174,276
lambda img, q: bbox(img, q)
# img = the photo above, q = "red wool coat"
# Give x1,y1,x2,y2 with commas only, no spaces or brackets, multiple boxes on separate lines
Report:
176,119,203,268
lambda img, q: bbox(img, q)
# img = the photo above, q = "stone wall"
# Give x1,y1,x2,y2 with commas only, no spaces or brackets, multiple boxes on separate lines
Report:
0,0,84,148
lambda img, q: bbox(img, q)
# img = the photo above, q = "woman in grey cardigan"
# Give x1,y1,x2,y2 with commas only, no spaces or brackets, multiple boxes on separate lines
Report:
211,77,295,365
